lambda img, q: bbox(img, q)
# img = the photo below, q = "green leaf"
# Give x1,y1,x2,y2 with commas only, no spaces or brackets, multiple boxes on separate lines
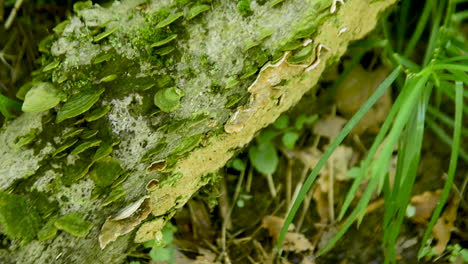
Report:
71,139,102,155
294,114,317,130
156,12,183,28
273,115,289,130
231,158,246,172
21,82,64,113
171,134,202,156
93,141,113,162
149,246,175,262
186,5,210,20
54,211,93,237
150,34,178,48
154,87,185,112
460,248,468,261
161,223,177,244
248,142,278,175
0,192,42,242
62,156,94,185
141,142,167,162
90,156,124,187
38,218,58,241
102,187,126,207
13,128,39,148
56,87,105,123
281,131,300,149
0,93,21,119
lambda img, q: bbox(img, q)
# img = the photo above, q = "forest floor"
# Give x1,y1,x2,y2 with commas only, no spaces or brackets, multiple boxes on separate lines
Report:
1,1,467,264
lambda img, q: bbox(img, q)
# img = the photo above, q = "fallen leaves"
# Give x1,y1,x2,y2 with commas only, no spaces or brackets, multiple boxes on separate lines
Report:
334,65,392,135
407,189,461,255
262,215,314,253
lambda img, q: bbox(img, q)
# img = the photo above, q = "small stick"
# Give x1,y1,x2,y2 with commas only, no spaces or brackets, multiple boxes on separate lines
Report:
265,173,277,198
4,0,24,30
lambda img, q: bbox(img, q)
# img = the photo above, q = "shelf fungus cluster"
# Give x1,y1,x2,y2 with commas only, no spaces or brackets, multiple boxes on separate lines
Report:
0,0,398,261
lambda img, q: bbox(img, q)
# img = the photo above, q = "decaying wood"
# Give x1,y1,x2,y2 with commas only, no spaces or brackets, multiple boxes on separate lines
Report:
0,0,397,262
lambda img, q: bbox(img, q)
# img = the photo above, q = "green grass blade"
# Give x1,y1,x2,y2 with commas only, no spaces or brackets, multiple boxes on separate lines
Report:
396,0,411,52
0,93,22,119
318,174,381,256
277,66,403,252
393,53,421,72
426,117,468,162
428,106,468,137
383,83,431,263
404,0,437,57
440,55,468,64
355,73,430,226
418,81,463,259
431,63,468,72
339,69,412,220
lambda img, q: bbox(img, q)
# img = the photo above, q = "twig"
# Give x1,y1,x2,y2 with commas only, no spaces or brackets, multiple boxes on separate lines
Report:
265,173,277,198
4,0,24,30
285,159,292,210
220,169,246,264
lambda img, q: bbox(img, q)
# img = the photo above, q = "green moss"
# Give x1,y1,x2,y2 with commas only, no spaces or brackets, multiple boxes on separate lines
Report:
62,155,94,185
171,134,203,156
21,82,64,113
37,218,58,241
154,87,185,112
186,5,210,20
89,156,124,187
71,139,102,155
13,128,40,148
56,87,105,123
54,211,93,237
102,187,126,206
237,0,252,16
0,192,42,243
141,142,168,162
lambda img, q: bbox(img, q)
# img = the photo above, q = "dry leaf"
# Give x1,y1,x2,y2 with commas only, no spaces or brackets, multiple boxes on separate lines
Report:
321,145,354,182
99,196,152,248
409,190,442,224
262,215,313,253
282,232,314,253
432,196,460,255
313,115,347,140
312,187,329,225
334,65,392,135
262,215,295,241
293,146,323,169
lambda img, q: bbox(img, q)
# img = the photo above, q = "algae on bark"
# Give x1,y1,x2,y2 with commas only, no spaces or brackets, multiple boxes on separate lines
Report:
0,0,397,262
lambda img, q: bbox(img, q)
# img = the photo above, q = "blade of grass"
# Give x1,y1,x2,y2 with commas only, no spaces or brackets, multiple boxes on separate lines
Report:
356,72,430,226
418,81,463,259
383,82,431,264
396,0,411,52
277,66,403,252
404,0,437,57
426,117,468,162
338,69,414,220
422,1,444,67
431,63,468,72
0,93,22,119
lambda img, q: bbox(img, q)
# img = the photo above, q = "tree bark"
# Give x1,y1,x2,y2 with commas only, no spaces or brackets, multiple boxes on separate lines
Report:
0,0,397,262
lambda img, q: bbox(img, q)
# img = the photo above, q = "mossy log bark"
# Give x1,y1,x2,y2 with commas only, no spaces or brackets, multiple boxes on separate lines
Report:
0,0,396,263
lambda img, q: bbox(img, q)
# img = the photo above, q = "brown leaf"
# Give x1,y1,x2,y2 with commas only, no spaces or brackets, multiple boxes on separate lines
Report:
432,196,460,255
320,145,354,182
313,115,347,140
99,196,152,248
261,215,313,252
334,65,392,135
262,215,294,241
409,190,442,224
